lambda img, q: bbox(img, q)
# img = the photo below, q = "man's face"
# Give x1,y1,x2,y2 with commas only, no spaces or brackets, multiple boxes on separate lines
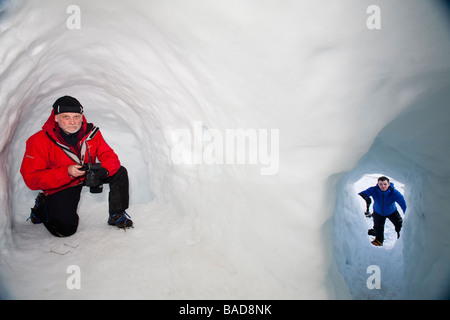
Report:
378,180,390,192
55,112,83,134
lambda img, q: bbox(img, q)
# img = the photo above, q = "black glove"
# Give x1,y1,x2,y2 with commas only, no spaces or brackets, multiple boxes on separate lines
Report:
83,163,108,187
93,166,109,181
359,193,371,212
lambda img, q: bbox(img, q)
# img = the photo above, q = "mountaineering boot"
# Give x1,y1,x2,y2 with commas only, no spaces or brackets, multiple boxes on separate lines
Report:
27,211,42,224
368,228,375,236
108,211,133,229
27,193,46,224
371,239,383,246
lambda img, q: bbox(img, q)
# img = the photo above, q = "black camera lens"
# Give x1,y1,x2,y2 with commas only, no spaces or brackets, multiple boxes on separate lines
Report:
83,163,104,193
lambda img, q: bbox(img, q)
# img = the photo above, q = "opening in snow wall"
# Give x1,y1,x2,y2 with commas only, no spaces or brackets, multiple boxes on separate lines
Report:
1,0,450,299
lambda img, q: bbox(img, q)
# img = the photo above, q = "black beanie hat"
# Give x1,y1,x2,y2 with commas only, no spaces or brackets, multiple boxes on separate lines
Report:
53,96,84,115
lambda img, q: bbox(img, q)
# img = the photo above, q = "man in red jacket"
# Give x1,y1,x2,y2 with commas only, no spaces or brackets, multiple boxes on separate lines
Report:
20,96,133,237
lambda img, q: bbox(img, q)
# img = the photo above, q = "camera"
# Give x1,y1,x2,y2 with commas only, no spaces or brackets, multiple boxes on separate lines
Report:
80,163,104,193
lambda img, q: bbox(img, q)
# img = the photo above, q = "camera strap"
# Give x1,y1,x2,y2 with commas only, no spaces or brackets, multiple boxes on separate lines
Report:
79,126,99,164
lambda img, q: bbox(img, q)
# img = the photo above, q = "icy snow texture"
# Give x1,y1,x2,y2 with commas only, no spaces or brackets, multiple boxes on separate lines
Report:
1,0,450,299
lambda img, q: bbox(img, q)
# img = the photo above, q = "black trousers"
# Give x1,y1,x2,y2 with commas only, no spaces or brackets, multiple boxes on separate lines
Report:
36,166,129,237
372,210,403,244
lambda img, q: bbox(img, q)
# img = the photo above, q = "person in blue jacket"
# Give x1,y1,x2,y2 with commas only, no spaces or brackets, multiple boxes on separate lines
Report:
359,176,407,246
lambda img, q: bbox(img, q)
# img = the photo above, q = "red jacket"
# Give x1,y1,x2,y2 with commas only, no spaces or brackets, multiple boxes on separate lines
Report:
20,110,121,196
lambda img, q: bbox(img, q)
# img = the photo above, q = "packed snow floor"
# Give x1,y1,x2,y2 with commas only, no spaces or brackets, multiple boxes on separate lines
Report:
5,193,298,300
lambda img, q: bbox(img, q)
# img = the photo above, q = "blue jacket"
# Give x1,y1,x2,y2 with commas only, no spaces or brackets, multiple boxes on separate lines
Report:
359,183,407,216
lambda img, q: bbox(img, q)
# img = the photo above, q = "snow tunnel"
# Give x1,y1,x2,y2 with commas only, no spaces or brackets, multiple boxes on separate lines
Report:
1,0,450,299
332,79,450,299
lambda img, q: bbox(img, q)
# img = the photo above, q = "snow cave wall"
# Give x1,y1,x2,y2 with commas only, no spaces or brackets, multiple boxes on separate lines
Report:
1,0,450,299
